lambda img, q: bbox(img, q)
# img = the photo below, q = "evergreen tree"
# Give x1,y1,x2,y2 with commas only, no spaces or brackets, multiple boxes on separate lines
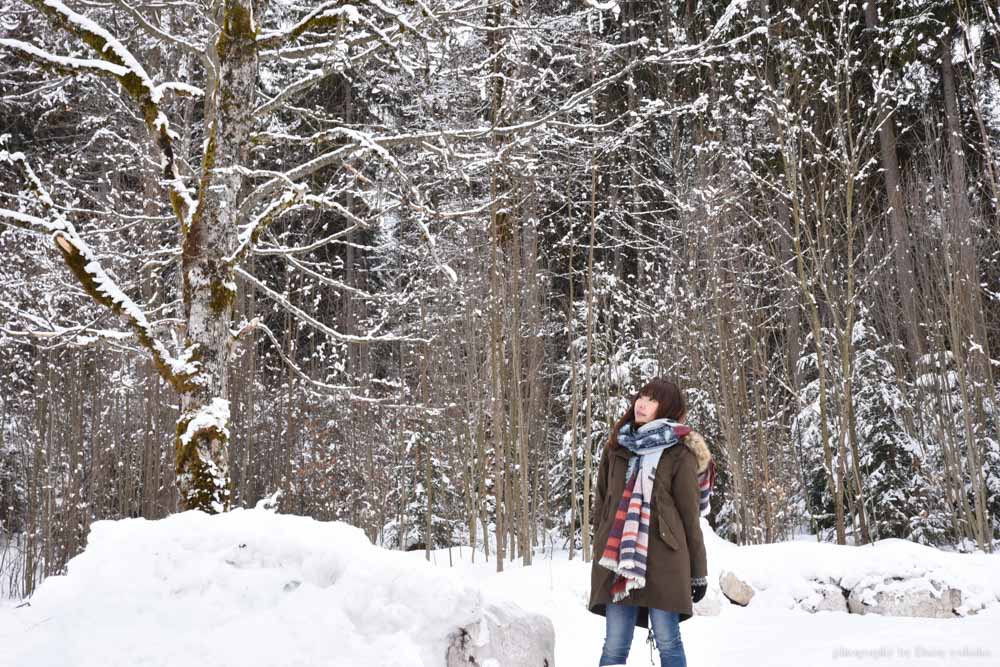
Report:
853,315,941,543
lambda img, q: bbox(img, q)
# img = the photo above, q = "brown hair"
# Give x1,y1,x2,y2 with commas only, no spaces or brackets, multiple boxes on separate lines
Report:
608,377,687,450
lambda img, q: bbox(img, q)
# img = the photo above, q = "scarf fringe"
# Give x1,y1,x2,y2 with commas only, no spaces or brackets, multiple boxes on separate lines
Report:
610,573,646,602
598,555,619,571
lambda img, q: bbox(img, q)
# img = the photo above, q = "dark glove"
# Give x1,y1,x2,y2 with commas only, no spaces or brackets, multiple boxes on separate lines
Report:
692,580,707,603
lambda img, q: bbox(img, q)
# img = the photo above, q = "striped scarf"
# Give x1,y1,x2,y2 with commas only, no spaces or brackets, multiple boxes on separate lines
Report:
599,418,690,602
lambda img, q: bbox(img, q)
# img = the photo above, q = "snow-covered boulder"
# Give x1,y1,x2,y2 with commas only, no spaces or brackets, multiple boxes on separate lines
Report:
846,576,962,618
719,570,755,606
701,528,1000,618
693,584,722,616
446,599,555,666
0,508,554,667
797,580,848,613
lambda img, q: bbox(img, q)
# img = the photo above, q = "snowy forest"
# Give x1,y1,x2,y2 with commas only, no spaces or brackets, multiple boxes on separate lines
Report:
0,0,998,601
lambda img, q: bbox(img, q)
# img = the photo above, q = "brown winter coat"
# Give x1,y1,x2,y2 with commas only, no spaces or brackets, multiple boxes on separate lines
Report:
587,432,710,628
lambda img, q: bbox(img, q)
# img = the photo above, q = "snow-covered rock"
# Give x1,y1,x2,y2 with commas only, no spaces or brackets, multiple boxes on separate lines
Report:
0,508,553,667
693,584,722,616
847,576,962,618
703,528,1000,618
797,580,848,613
446,599,555,666
719,570,755,606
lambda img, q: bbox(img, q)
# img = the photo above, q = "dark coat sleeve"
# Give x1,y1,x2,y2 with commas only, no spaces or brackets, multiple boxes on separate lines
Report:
592,446,610,527
672,450,708,580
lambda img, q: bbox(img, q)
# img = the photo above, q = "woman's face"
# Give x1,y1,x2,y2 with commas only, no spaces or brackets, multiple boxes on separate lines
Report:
634,394,659,425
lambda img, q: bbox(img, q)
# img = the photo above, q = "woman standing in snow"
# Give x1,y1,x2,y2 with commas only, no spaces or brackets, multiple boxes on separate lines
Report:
588,377,714,667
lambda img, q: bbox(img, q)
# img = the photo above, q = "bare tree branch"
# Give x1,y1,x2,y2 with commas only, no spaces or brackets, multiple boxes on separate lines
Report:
15,0,196,226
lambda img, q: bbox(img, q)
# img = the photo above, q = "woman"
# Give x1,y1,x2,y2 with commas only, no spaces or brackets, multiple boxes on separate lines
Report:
588,377,713,667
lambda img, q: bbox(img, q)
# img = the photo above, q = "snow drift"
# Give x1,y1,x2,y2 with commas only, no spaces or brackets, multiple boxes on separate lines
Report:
4,512,1000,667
700,525,1000,616
416,521,1000,666
0,507,551,667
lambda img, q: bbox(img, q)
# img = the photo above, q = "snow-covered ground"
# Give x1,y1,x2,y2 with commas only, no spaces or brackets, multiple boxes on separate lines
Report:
0,509,486,667
416,527,1000,666
1,507,999,666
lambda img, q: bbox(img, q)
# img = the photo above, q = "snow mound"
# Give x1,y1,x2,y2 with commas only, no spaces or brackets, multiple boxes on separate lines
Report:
0,509,492,666
700,525,1000,616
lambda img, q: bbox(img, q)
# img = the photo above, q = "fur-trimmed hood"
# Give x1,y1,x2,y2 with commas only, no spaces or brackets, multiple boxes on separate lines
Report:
683,431,712,473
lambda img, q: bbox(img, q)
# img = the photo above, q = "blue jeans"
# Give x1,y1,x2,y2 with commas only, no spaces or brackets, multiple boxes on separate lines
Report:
599,603,687,667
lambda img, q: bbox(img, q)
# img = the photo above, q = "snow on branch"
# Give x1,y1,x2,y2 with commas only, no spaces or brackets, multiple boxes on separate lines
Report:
250,221,367,256
235,266,422,344
26,0,156,92
0,37,129,77
0,312,133,349
1,148,54,207
108,0,209,61
246,55,705,187
583,0,621,14
237,132,396,221
19,0,196,226
251,319,444,413
154,81,204,99
252,320,358,394
226,185,306,265
256,0,427,77
0,207,201,391
708,0,751,40
257,1,363,50
282,253,381,300
235,135,458,285
254,58,351,116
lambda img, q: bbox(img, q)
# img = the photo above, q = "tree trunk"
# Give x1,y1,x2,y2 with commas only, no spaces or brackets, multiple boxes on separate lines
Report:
940,34,990,551
863,1,923,364
567,234,580,560
582,157,599,562
174,1,258,513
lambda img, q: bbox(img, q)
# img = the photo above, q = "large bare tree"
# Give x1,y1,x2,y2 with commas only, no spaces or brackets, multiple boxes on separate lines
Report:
0,0,450,512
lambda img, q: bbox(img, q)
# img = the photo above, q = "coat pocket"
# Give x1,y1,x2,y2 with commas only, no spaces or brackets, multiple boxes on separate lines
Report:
657,507,680,551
